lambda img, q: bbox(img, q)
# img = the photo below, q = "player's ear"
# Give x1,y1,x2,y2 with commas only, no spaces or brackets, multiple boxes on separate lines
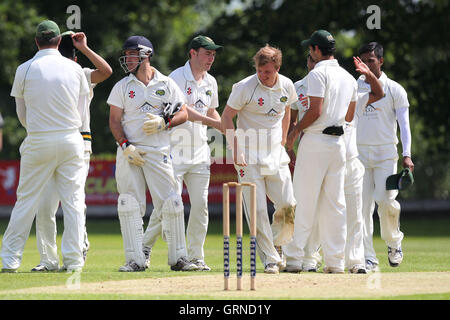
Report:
379,56,384,66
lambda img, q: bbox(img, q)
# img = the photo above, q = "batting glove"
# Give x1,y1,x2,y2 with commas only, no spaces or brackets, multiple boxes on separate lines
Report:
123,144,146,167
143,113,167,135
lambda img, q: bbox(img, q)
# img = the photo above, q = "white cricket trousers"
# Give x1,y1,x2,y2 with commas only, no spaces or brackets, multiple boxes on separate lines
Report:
35,152,90,269
116,145,187,265
235,162,296,266
1,130,86,270
284,132,347,271
173,162,210,262
344,157,366,269
358,144,404,264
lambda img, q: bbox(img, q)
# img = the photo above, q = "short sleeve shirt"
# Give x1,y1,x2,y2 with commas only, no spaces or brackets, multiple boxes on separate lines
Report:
169,61,219,164
80,68,97,153
305,59,357,134
10,49,89,133
344,92,369,160
227,73,297,155
356,72,409,145
292,77,309,122
107,68,185,148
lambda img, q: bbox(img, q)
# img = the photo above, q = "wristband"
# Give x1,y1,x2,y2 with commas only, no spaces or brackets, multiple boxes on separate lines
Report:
118,139,130,151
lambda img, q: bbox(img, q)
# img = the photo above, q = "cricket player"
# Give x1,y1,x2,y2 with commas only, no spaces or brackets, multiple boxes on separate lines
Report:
167,35,223,271
1,20,89,272
283,30,357,274
221,44,297,274
356,42,414,270
108,35,197,272
31,31,112,272
286,54,322,272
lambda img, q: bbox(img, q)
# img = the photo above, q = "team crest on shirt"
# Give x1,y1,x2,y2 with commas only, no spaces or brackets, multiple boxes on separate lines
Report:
139,102,159,113
266,108,279,118
239,169,245,177
258,98,264,106
187,87,192,95
129,91,135,99
163,155,168,163
155,89,165,96
194,99,207,114
206,90,212,96
280,96,288,103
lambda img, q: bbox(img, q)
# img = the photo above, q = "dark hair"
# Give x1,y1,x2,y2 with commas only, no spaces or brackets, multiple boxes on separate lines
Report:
358,42,383,59
36,35,61,47
316,45,336,57
59,36,77,59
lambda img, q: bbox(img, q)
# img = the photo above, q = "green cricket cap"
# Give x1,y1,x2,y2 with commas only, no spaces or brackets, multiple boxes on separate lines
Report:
386,168,414,190
36,20,60,39
301,29,335,48
188,35,223,51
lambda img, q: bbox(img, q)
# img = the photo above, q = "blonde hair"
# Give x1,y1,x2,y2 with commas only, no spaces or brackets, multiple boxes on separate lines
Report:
253,44,282,69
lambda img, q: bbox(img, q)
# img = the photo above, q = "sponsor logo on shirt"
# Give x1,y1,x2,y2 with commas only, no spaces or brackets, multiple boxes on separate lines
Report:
155,89,165,96
139,102,159,113
239,169,245,177
129,91,135,99
187,87,192,95
258,97,264,106
206,90,212,96
280,96,288,103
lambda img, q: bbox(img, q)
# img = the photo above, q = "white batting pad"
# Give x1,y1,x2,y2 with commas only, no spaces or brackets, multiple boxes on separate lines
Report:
161,194,187,265
118,194,145,267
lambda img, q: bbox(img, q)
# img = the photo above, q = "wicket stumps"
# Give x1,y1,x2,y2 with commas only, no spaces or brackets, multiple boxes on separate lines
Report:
223,182,257,291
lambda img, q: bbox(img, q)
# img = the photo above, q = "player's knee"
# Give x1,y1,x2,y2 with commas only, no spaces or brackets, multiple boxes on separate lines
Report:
378,200,400,217
118,194,140,217
161,193,184,217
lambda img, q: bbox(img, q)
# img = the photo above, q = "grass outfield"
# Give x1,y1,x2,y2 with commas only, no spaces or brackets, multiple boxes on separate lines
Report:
0,216,449,300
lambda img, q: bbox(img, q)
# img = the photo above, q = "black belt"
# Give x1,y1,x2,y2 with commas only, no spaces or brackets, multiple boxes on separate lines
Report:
322,126,344,136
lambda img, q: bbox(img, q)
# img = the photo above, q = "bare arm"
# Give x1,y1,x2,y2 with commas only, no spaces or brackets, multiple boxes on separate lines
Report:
186,106,222,132
221,105,245,166
168,104,188,128
109,105,126,144
72,32,112,84
281,106,291,146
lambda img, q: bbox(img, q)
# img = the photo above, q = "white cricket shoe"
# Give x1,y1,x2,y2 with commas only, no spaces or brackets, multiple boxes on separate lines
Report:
170,257,200,271
388,247,403,267
190,259,211,271
275,246,286,270
118,261,145,272
302,264,318,272
264,263,279,274
31,264,58,272
143,246,152,269
365,259,380,272
349,265,367,274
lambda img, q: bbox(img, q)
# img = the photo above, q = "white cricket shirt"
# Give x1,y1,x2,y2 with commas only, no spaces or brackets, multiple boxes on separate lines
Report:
291,77,309,121
107,68,186,148
305,59,357,134
344,92,369,160
356,72,409,146
227,73,297,160
10,49,90,133
169,61,219,164
80,68,97,153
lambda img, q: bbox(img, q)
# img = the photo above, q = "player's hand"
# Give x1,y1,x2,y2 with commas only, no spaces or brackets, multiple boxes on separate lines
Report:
353,56,370,76
72,32,88,51
143,113,166,135
287,149,296,172
123,144,146,167
402,156,414,172
286,129,298,151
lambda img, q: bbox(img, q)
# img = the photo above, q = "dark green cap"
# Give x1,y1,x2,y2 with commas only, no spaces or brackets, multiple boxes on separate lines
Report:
36,20,60,39
301,30,335,48
188,35,223,51
386,168,414,190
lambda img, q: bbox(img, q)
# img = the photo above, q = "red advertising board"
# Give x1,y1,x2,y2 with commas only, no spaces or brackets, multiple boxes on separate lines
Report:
0,159,238,205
